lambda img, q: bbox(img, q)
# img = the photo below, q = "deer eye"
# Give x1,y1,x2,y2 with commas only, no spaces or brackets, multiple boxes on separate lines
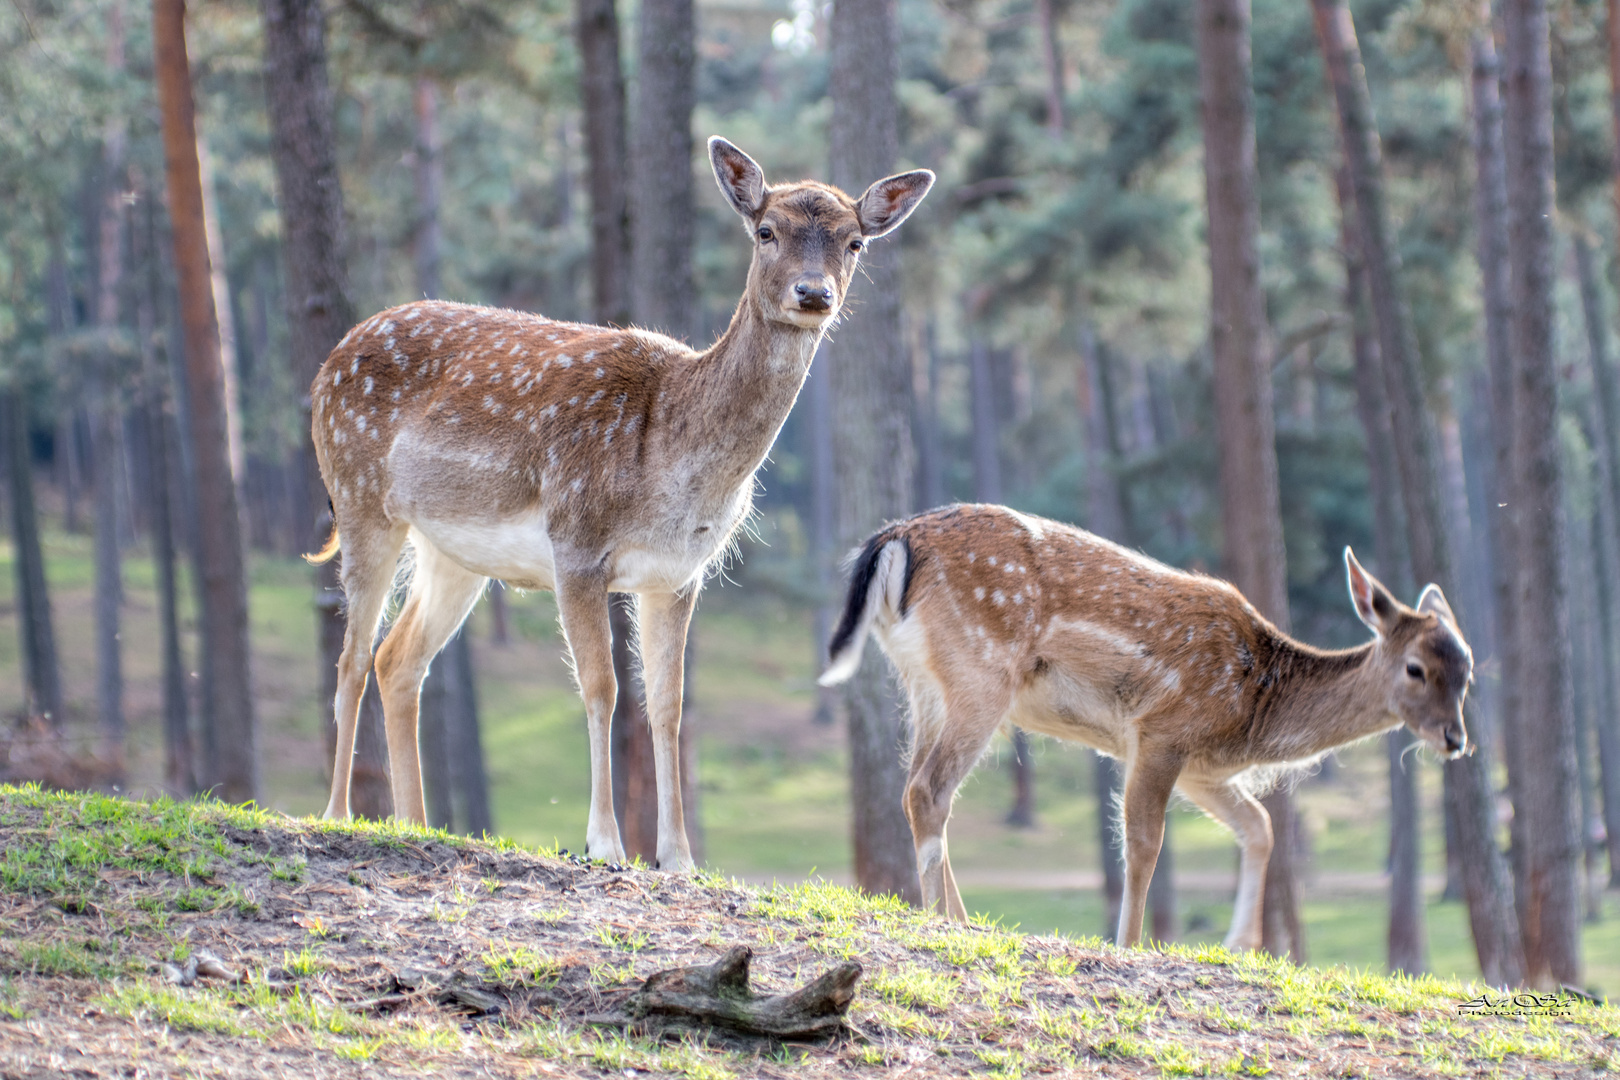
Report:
1406,662,1425,683
757,226,774,242
849,238,864,253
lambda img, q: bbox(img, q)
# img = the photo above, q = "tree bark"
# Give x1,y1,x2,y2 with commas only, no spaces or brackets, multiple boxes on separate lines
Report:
92,156,128,781
445,628,493,836
154,0,257,802
612,595,658,859
630,0,696,342
195,135,244,488
260,0,358,789
1572,232,1620,888
577,0,631,328
1197,0,1301,962
809,356,839,727
412,78,444,303
1501,0,1582,989
0,388,61,727
1313,0,1524,987
827,0,920,904
1036,0,1064,137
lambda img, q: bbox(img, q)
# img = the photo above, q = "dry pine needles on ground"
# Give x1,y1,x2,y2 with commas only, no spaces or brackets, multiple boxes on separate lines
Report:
0,785,1615,1078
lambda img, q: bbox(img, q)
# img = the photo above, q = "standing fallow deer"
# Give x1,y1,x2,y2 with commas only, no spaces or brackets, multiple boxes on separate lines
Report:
820,503,1473,950
309,138,933,869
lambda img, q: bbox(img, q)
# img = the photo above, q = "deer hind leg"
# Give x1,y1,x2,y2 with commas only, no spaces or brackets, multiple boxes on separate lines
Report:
1116,741,1184,949
636,588,698,872
372,536,488,826
323,519,409,820
904,676,1011,920
554,569,627,863
1177,774,1273,952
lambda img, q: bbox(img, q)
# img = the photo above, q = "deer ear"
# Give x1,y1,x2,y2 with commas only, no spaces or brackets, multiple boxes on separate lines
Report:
854,170,935,238
1416,584,1457,628
709,137,767,220
1345,547,1399,637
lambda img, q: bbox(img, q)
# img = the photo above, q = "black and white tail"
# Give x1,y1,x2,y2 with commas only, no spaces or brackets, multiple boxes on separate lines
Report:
819,531,912,686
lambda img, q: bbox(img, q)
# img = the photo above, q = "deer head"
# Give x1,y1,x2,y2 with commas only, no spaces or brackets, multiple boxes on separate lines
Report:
1345,548,1474,758
708,137,934,330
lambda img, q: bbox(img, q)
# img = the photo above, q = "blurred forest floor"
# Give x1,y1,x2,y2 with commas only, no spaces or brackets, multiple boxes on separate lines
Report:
2,526,1616,998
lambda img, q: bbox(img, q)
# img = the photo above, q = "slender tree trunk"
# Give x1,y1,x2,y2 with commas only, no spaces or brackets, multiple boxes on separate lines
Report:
1036,0,1064,137
1501,0,1582,989
260,0,358,793
419,649,454,830
1572,232,1620,888
1314,0,1524,986
487,584,509,645
195,135,244,489
444,628,493,836
915,329,946,511
630,0,695,342
827,0,920,903
154,0,257,802
0,388,61,726
577,0,631,329
1197,0,1301,962
1589,466,1620,886
412,78,444,302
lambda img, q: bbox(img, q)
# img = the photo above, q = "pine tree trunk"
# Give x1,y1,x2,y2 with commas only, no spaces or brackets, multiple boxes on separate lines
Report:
419,653,454,830
630,0,695,342
612,595,658,860
1036,0,1064,137
577,0,631,329
809,356,839,727
1198,0,1302,962
0,390,62,726
1313,0,1523,986
153,0,257,802
1588,472,1620,887
260,0,359,789
1501,0,1582,989
827,0,920,904
915,332,946,511
446,628,493,836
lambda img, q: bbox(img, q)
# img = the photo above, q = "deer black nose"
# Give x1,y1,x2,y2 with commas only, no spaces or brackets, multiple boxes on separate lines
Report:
1444,725,1466,755
795,281,833,310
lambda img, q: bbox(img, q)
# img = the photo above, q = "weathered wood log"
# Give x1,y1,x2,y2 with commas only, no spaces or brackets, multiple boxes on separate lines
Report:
624,945,861,1038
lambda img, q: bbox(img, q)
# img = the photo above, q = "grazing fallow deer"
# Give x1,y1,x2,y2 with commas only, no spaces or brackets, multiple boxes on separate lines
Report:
309,139,933,869
820,504,1472,950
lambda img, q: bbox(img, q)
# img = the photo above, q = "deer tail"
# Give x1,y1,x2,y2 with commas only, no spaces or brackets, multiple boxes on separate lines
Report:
304,526,342,565
819,531,911,687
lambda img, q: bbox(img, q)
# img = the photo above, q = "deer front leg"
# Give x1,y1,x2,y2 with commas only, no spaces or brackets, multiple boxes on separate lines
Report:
1179,776,1272,952
555,570,627,863
1116,745,1182,948
637,588,699,871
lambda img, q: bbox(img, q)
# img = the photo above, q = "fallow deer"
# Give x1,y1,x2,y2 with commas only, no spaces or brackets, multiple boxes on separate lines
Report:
820,503,1473,950
309,139,933,870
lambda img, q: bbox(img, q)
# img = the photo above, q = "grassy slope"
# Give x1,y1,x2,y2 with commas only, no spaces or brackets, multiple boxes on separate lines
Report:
1,785,1616,1078
3,534,1619,998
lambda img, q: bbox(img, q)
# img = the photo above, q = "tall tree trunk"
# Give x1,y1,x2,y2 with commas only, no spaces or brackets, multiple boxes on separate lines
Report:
195,135,244,489
412,78,444,303
827,0,920,904
1198,0,1301,962
260,0,358,800
0,388,61,726
153,0,257,802
1589,464,1620,887
444,628,493,836
1333,164,1427,975
1314,0,1523,986
1572,231,1620,887
914,328,946,511
577,0,631,329
630,0,695,341
135,188,194,793
1501,0,1582,989
1036,0,1064,137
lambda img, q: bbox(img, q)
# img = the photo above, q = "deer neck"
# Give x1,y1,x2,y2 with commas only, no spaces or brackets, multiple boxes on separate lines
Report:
1249,632,1395,762
677,291,821,487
